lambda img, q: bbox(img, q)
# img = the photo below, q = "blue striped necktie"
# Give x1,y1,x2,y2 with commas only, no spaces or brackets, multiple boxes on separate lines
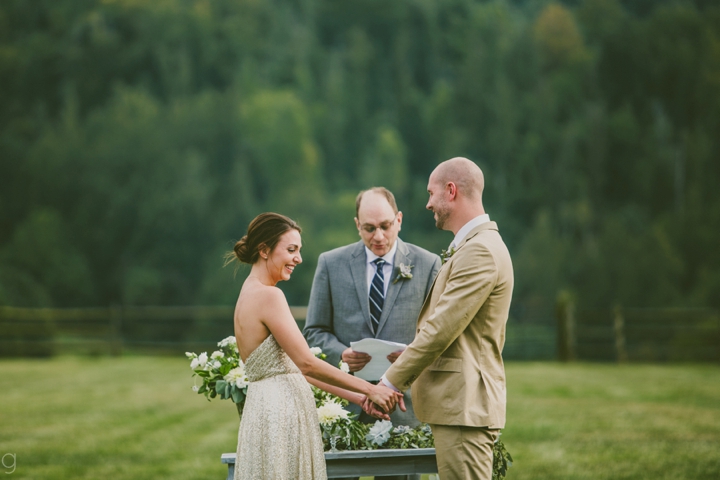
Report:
369,258,386,335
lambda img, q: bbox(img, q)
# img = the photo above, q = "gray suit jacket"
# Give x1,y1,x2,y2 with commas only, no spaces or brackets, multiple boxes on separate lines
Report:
303,238,441,426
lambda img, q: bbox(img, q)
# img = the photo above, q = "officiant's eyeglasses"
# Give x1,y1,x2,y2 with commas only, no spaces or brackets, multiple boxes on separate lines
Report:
360,214,399,234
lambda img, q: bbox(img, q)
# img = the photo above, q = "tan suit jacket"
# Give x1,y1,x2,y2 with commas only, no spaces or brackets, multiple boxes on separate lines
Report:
384,221,513,428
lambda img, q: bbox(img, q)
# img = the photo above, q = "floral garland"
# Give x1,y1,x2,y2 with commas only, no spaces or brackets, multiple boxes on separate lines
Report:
187,337,512,479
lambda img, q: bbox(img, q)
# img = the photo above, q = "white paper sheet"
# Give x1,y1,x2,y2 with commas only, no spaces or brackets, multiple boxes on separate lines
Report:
350,338,407,381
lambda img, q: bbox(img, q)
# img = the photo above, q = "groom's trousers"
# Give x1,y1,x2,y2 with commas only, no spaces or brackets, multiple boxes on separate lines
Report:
430,424,499,480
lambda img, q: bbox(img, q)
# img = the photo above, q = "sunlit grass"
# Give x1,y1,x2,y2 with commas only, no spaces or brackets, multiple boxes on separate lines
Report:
503,363,720,480
1,358,718,479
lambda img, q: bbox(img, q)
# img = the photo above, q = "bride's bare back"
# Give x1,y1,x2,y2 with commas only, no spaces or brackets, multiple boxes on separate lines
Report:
234,278,287,363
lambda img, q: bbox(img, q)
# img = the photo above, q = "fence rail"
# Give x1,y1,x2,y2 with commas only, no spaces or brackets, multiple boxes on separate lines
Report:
557,307,720,362
0,305,307,356
1,305,718,361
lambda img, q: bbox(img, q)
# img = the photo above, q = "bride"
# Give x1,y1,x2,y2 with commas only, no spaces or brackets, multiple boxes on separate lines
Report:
230,212,404,480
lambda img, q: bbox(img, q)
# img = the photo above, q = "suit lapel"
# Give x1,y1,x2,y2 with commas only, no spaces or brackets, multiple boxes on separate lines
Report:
349,241,373,333
375,239,409,337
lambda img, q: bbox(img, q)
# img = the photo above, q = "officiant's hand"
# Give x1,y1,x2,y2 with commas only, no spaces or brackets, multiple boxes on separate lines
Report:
342,347,371,372
361,397,391,421
386,350,403,363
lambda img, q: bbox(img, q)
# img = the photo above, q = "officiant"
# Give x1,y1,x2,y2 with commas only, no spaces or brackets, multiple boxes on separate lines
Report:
304,187,441,438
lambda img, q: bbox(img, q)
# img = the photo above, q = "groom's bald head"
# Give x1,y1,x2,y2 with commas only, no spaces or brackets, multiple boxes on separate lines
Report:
426,157,486,233
431,157,485,201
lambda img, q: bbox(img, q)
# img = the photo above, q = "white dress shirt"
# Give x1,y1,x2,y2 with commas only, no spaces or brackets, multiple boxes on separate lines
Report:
364,241,398,297
448,214,490,250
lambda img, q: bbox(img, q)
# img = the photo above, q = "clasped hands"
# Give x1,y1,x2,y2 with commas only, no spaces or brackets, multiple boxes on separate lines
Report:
342,347,405,420
361,384,405,421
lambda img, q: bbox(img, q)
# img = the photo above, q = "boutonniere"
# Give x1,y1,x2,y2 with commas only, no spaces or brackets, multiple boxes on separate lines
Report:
392,263,414,284
440,247,456,264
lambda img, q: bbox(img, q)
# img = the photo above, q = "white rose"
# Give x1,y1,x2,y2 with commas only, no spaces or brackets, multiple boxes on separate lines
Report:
309,347,322,357
366,420,393,446
317,401,350,426
340,362,350,374
211,351,224,359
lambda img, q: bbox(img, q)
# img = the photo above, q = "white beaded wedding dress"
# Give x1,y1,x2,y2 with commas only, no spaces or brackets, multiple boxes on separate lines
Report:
234,334,327,480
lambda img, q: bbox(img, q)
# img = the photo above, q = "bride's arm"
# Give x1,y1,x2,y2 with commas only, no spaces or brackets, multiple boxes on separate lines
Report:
304,377,363,405
260,287,402,413
305,377,392,420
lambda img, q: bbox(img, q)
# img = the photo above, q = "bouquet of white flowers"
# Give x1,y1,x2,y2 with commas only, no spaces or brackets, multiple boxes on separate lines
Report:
186,336,249,415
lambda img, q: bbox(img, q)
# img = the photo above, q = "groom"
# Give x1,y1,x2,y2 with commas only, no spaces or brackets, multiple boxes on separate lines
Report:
382,158,514,480
304,187,440,479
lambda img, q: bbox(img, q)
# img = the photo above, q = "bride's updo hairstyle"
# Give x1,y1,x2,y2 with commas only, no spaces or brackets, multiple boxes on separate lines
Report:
231,213,302,265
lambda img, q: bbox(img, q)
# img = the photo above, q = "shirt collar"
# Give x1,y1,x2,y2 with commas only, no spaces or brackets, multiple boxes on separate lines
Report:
365,240,399,266
450,214,490,250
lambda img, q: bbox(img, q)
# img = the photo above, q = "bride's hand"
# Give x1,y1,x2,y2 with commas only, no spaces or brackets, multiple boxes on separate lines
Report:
368,384,402,413
362,397,391,420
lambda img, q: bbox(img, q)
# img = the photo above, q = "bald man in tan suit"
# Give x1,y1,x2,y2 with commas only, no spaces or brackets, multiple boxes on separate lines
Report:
381,157,514,480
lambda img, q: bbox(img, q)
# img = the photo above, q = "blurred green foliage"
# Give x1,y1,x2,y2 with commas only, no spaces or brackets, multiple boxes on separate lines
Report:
1,0,719,313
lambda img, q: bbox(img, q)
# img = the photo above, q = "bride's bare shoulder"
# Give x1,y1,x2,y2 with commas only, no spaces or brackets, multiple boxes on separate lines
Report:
238,282,287,311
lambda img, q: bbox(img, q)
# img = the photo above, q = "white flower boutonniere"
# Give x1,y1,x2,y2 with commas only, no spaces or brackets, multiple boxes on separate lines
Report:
392,263,414,284
440,247,456,264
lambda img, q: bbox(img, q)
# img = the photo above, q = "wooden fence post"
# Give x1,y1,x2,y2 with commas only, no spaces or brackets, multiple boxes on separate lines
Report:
556,290,576,362
109,305,123,356
613,305,628,363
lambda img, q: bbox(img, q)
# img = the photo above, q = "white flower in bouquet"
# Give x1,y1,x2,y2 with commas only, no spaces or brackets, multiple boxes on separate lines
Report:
218,336,238,351
198,352,208,367
340,362,350,374
192,385,199,392
211,350,224,359
185,352,196,359
225,365,249,389
366,420,393,446
309,347,322,357
190,352,208,370
317,401,350,426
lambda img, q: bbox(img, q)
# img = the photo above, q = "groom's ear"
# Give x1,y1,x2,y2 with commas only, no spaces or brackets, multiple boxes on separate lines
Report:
446,181,458,200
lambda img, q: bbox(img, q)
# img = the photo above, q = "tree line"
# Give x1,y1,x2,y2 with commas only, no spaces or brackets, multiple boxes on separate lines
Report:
1,0,718,320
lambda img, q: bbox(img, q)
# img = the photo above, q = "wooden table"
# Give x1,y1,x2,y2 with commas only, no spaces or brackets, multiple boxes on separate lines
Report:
221,448,438,479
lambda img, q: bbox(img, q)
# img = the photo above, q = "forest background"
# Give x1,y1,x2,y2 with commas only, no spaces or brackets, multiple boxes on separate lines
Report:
1,0,719,330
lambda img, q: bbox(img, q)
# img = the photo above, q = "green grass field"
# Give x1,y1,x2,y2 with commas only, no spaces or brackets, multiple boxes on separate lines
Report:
1,357,719,479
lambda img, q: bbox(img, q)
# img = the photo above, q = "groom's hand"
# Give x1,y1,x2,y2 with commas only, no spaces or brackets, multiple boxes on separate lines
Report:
362,397,391,421
342,347,371,372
